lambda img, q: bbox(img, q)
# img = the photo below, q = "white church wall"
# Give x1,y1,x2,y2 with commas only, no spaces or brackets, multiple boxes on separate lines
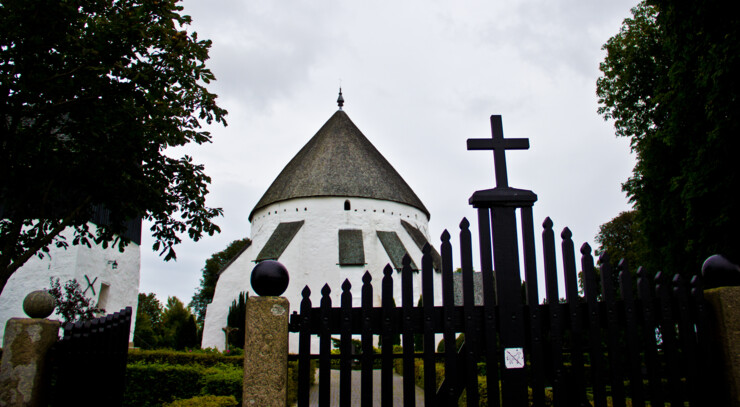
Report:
0,225,140,344
201,196,443,352
201,244,258,350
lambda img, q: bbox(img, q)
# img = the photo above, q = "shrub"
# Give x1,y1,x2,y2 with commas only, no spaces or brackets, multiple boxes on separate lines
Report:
128,349,242,368
163,395,238,407
125,350,310,407
199,365,243,405
124,362,204,407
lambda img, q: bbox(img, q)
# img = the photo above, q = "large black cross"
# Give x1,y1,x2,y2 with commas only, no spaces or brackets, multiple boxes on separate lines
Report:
467,115,529,188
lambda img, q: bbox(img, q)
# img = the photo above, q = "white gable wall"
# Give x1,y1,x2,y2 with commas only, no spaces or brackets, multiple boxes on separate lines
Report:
0,224,140,344
201,196,442,352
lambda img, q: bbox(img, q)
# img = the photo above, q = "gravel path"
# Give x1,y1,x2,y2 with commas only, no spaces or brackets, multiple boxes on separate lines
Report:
304,369,425,406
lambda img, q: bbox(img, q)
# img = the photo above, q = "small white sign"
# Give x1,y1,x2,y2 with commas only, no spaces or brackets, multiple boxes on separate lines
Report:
504,348,524,369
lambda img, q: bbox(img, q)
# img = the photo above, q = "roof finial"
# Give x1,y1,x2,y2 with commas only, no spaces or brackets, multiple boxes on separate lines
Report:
337,87,344,110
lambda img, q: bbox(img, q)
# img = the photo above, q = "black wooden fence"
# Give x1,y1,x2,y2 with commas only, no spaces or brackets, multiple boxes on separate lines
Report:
288,115,713,406
289,219,711,406
51,307,132,406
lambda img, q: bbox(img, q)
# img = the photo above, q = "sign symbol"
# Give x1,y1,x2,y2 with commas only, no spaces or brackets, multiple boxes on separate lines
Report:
83,275,98,296
504,347,525,369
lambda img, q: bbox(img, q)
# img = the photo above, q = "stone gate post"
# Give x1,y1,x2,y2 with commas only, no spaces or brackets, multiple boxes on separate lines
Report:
0,291,59,407
702,255,740,406
242,260,290,407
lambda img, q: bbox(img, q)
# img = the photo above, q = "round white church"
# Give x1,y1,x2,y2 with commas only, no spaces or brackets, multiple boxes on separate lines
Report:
201,94,441,351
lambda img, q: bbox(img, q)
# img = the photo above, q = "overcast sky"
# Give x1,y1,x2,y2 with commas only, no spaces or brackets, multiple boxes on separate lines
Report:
140,0,639,304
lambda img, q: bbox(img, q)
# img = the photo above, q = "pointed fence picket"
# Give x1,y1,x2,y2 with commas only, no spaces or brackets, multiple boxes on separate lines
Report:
288,218,711,406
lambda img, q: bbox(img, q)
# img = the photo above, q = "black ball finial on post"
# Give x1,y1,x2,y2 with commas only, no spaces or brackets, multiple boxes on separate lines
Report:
251,260,290,296
702,254,740,289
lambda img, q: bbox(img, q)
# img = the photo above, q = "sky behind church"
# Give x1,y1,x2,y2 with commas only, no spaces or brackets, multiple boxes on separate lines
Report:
141,0,639,304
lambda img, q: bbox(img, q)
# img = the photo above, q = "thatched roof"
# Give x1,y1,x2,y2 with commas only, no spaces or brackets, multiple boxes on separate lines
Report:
249,110,429,220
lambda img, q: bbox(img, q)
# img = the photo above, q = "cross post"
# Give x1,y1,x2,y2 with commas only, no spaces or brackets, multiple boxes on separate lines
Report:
467,115,529,188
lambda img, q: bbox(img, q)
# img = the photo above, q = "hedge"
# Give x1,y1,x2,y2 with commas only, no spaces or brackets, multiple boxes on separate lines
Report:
162,395,238,407
124,362,208,407
127,349,242,368
124,351,311,407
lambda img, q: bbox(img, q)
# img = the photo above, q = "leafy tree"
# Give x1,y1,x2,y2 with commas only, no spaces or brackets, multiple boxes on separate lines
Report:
48,277,104,323
133,293,198,349
190,238,251,323
226,292,247,350
160,296,193,350
133,293,164,349
595,210,647,271
0,0,227,295
597,1,740,275
179,314,200,350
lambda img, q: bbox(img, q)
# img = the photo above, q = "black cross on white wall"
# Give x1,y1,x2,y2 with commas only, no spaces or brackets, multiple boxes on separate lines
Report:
467,115,529,188
83,275,98,296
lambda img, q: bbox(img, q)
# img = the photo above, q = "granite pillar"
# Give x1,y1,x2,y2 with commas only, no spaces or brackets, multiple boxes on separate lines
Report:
0,318,60,407
705,286,740,406
242,296,289,407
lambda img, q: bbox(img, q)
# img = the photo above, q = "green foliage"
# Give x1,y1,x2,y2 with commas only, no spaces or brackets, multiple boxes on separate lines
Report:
133,294,198,350
0,0,226,296
595,210,646,270
597,1,740,275
124,362,205,407
163,395,238,407
578,210,647,296
124,349,307,407
199,366,242,404
128,349,242,368
47,277,104,323
161,297,198,350
182,314,200,349
226,292,247,350
190,238,251,322
133,293,164,349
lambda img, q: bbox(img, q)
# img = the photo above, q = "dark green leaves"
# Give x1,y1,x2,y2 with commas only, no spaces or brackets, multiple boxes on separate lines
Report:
0,0,227,292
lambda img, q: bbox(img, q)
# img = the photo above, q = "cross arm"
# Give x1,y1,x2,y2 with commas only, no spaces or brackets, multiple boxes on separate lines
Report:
466,138,529,150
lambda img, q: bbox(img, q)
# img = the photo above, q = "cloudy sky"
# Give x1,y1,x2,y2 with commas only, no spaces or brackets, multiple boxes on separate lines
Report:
140,0,639,304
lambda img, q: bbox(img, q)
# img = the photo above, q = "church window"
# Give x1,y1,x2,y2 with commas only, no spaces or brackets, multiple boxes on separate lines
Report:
344,200,351,210
256,220,305,261
338,229,365,266
98,283,110,310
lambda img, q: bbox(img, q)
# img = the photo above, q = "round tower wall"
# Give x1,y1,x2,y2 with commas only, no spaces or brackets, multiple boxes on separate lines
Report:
201,196,441,352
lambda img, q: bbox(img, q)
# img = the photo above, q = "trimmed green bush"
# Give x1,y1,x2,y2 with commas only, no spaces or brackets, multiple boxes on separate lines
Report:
125,350,311,407
162,395,238,407
128,348,242,368
199,365,243,405
124,362,204,407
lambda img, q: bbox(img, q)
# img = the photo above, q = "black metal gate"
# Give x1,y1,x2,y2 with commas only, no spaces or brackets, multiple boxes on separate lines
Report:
51,307,132,406
288,115,712,406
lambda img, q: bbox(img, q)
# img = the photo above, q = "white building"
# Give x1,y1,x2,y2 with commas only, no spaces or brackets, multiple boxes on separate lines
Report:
0,210,141,344
202,96,442,351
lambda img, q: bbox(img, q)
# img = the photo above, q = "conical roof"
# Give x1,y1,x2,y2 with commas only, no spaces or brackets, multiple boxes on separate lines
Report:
249,110,429,220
